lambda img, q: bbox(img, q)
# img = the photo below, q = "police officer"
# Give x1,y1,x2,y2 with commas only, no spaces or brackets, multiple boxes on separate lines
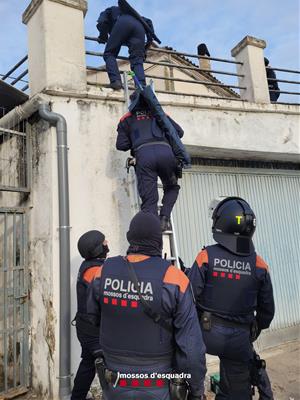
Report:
264,58,280,103
96,3,156,90
188,197,275,400
116,93,183,231
87,211,207,400
71,230,110,400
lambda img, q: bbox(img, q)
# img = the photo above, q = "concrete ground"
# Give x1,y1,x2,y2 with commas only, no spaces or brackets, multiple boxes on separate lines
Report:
205,340,300,400
7,340,300,400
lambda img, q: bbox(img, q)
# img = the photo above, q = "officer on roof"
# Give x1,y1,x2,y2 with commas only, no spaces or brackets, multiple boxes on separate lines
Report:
87,211,207,400
71,230,109,400
264,58,280,103
187,197,275,400
116,92,184,231
96,1,159,90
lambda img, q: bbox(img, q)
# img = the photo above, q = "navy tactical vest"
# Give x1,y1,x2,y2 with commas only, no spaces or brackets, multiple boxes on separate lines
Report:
129,112,168,150
77,259,104,314
99,256,173,359
199,245,259,316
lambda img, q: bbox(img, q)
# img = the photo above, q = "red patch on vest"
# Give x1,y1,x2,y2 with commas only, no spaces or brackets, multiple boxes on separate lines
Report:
120,112,132,122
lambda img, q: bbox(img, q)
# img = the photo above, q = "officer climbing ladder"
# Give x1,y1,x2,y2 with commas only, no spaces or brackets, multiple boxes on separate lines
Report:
123,73,183,266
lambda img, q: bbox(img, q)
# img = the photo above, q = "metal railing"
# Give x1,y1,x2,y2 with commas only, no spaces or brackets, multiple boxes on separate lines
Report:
85,36,244,101
1,56,29,93
0,115,31,193
266,66,300,105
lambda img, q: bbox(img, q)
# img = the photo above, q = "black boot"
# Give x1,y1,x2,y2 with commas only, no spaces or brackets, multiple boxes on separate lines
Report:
110,80,123,90
160,215,171,232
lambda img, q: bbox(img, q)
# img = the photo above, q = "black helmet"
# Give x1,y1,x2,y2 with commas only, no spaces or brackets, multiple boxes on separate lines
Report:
212,197,256,256
129,89,149,112
77,230,107,260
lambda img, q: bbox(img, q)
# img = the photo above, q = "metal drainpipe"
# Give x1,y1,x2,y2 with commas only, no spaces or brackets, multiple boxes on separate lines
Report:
38,104,71,400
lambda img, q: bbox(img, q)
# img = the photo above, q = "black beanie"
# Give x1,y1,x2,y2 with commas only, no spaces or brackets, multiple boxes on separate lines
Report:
77,230,105,260
127,211,162,256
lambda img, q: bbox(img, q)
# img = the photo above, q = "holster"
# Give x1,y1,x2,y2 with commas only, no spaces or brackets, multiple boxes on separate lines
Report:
170,378,189,400
94,352,108,390
126,157,136,173
251,351,266,387
200,311,212,331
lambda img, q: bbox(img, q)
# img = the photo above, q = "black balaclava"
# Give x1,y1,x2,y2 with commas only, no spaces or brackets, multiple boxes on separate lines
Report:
198,43,210,57
127,211,162,257
77,230,109,260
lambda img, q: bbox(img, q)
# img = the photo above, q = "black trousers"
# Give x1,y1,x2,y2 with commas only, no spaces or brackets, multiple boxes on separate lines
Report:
104,14,146,85
71,329,100,400
135,144,180,218
202,324,273,400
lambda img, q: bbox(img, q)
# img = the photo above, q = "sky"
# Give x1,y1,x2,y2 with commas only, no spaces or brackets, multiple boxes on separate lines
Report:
0,0,299,102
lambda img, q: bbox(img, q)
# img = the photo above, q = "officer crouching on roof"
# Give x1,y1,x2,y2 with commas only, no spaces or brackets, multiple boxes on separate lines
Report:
187,197,275,400
87,211,207,400
116,92,184,231
71,231,109,400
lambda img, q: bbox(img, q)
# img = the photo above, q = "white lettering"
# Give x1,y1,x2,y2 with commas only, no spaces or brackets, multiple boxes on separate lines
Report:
104,278,112,290
104,279,154,295
214,258,252,272
111,279,120,291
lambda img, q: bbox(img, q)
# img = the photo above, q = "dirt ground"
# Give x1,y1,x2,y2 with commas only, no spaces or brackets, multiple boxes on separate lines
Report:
7,340,300,400
206,340,300,400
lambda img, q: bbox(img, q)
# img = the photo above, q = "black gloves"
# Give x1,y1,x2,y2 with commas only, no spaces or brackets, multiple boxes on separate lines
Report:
97,34,108,44
250,319,262,342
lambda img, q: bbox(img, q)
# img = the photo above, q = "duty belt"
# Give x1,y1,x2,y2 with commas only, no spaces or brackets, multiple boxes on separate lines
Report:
200,311,250,330
135,141,171,152
211,314,250,329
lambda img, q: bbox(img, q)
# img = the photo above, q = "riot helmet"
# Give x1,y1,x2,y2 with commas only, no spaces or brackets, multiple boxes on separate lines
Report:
211,197,256,256
77,230,109,260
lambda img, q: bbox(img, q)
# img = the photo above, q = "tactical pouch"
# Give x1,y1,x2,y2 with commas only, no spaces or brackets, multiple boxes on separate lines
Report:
95,354,108,390
176,162,183,179
201,311,212,331
170,378,189,400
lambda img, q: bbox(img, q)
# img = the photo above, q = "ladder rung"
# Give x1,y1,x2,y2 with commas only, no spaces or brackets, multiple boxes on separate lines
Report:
163,230,173,235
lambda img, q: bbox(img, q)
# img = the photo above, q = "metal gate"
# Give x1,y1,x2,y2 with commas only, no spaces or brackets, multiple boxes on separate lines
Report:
173,166,300,332
0,208,29,396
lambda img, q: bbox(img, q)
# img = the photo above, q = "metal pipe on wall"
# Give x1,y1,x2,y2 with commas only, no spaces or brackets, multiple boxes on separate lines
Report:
38,104,71,400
